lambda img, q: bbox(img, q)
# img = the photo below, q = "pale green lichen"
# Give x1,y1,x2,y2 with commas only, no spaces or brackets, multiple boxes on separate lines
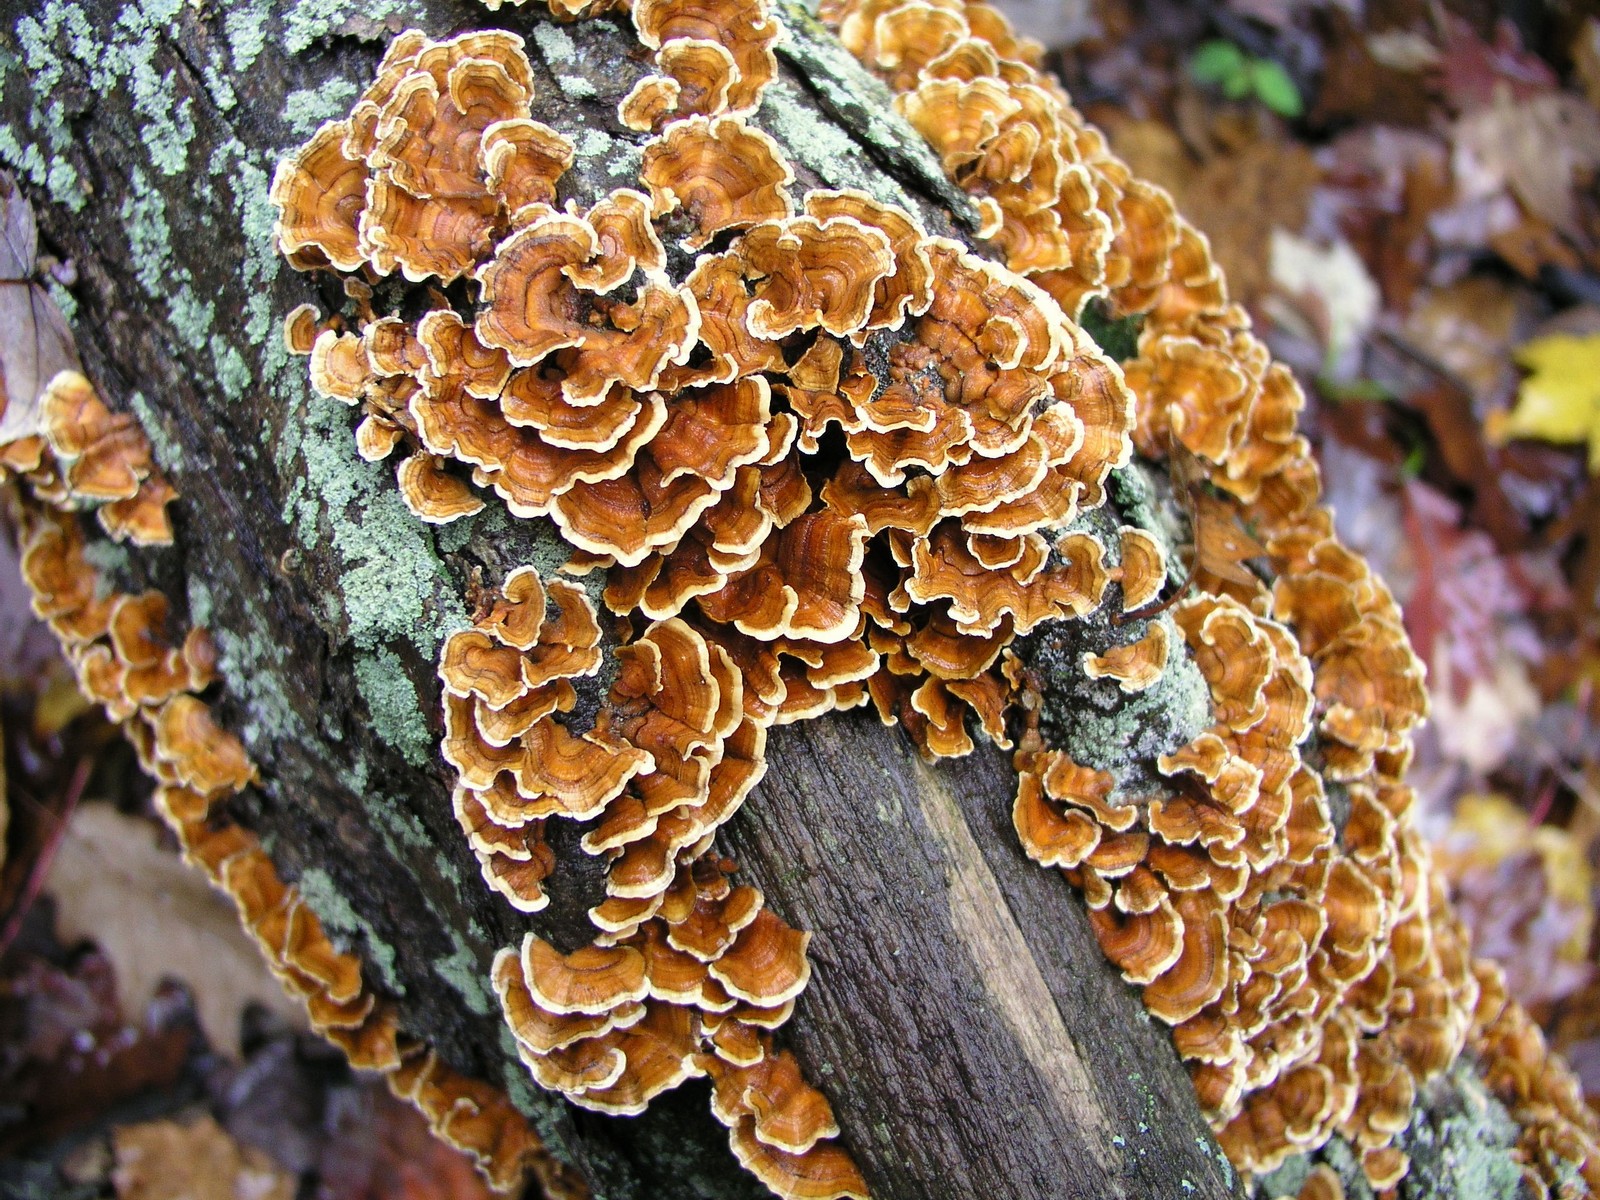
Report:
757,79,919,213
283,0,409,57
433,942,494,1016
201,47,240,113
352,646,433,767
11,1,198,195
116,166,222,359
118,0,197,176
187,575,214,628
44,276,78,323
282,79,359,136
0,127,50,196
81,537,133,583
294,866,405,993
363,792,434,856
1384,1064,1538,1200
210,618,306,746
530,20,578,64
771,0,976,224
9,8,85,210
222,0,272,74
281,397,469,655
573,129,617,160
1057,616,1211,783
530,23,600,100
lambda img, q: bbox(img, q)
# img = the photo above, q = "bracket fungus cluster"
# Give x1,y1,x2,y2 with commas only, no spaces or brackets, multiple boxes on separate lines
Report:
826,0,1599,1194
272,7,1138,1192
0,373,571,1198
263,0,1600,1194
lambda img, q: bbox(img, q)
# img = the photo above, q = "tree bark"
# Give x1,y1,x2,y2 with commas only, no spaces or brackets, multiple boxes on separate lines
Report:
0,2,1539,1198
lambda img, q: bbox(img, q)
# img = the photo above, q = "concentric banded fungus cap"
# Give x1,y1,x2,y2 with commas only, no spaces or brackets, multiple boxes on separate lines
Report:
641,116,795,249
707,909,812,1005
271,119,368,272
522,935,650,1015
728,1119,869,1200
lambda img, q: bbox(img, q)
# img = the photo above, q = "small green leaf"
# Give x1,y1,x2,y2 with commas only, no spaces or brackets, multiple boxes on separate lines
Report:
1190,40,1247,86
1248,59,1303,118
1401,443,1426,479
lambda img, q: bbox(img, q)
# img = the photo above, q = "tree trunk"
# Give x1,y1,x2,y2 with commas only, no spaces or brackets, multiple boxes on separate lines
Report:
0,2,1545,1199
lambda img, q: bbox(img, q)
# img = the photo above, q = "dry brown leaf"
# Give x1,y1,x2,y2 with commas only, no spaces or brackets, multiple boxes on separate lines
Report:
45,804,305,1058
112,1114,295,1200
1454,89,1600,235
1401,276,1530,400
1268,230,1380,378
1191,492,1266,587
1576,18,1600,112
0,170,79,443
1109,118,1317,310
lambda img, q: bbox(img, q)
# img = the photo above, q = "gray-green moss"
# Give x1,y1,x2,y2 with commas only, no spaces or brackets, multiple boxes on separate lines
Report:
294,865,405,993
352,646,433,767
432,940,494,1016
1079,300,1144,363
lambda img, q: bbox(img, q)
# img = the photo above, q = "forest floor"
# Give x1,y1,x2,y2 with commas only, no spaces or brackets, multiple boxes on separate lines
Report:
1,0,1598,1196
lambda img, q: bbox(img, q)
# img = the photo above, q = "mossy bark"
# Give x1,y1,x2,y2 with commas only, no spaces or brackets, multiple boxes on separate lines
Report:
0,2,1529,1198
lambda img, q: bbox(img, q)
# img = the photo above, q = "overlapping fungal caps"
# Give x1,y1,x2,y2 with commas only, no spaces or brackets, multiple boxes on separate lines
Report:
1469,962,1600,1198
0,370,178,546
820,0,1180,323
826,0,1593,1193
274,8,1138,1195
0,378,564,1198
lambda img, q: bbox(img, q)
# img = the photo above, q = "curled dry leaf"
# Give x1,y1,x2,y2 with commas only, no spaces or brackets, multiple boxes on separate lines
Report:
45,804,306,1058
0,170,80,444
112,1114,295,1200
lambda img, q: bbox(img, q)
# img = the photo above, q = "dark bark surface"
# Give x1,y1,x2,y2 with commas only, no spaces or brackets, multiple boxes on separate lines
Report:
0,2,1530,1198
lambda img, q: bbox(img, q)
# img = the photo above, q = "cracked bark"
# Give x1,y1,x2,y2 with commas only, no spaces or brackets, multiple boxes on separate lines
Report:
0,2,1533,1198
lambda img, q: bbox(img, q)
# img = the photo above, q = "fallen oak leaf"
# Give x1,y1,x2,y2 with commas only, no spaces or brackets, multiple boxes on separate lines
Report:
112,1113,295,1200
1490,331,1600,471
44,804,306,1059
1190,490,1267,587
1453,89,1600,236
1435,15,1559,111
0,170,79,443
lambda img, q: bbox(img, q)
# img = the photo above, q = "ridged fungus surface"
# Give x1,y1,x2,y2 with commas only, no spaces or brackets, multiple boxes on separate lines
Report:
825,0,1600,1195
0,373,572,1197
272,9,1134,1193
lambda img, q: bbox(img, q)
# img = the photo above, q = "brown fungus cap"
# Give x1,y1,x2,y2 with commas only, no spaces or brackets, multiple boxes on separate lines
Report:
640,116,795,249
633,0,783,114
521,936,650,1016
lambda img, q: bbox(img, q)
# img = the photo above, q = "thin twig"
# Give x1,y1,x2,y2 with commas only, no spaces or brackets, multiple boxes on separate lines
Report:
0,756,92,958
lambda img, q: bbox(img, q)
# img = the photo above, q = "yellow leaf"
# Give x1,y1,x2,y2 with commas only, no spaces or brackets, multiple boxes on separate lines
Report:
1496,331,1600,472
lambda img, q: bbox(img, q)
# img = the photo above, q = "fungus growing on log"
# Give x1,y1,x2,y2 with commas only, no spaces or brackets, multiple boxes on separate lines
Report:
254,0,1600,1189
2,0,1594,1196
0,372,569,1196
